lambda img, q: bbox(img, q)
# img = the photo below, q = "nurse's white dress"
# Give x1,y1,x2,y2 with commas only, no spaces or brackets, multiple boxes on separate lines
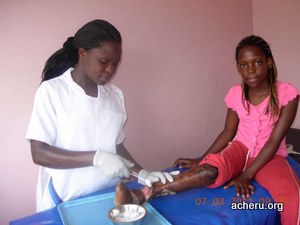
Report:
26,68,127,211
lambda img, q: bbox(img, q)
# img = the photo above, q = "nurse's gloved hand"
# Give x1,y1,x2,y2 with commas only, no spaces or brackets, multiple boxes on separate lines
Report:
93,150,134,179
138,169,180,187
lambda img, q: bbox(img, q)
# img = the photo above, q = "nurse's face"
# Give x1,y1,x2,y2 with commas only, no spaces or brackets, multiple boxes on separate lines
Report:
79,42,122,85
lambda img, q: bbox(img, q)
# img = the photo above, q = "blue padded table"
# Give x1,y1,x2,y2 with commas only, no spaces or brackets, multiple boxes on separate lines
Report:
10,157,300,225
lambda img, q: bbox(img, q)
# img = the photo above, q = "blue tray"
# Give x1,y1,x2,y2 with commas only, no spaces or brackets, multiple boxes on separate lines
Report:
57,192,172,225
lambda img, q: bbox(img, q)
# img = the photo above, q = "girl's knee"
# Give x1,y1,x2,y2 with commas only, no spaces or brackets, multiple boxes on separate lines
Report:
200,163,219,180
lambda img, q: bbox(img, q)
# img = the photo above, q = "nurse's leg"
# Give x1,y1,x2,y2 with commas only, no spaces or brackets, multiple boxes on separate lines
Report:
115,163,218,205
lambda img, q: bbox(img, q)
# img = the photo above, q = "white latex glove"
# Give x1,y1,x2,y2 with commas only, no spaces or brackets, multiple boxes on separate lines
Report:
138,169,180,187
93,150,134,179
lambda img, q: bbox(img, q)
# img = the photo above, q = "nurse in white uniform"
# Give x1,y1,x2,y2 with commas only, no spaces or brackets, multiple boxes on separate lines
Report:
26,19,178,212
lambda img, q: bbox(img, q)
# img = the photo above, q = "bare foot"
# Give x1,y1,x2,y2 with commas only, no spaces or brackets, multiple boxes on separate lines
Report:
114,182,147,206
115,182,133,205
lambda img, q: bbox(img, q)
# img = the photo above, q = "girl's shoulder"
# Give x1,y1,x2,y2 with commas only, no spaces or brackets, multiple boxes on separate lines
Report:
276,81,299,93
227,84,242,96
224,84,242,110
230,84,242,91
276,81,299,105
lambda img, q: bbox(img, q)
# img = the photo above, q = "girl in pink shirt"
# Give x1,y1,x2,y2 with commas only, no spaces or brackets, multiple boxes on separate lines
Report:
115,35,299,225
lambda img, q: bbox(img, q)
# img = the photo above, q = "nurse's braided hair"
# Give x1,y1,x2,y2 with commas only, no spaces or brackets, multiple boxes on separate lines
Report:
42,19,122,81
235,35,279,118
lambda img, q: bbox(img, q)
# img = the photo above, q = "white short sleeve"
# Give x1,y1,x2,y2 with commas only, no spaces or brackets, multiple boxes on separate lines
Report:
26,83,57,145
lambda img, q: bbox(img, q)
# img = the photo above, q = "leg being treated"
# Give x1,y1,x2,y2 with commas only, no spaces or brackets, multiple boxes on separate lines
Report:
115,163,218,205
115,141,249,205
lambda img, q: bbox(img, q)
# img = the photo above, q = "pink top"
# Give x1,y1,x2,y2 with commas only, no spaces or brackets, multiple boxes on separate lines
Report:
225,81,299,157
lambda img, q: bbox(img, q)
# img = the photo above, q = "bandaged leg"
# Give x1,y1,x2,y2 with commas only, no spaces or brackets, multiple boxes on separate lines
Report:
115,163,218,205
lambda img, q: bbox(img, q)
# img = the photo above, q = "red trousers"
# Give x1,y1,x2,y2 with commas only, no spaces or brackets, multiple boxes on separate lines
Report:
200,140,300,225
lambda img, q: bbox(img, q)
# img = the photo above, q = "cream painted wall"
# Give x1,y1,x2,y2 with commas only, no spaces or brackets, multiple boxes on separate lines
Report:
253,0,300,128
1,0,253,224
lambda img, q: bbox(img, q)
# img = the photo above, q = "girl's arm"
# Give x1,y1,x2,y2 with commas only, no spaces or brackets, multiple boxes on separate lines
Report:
174,108,239,168
201,108,239,158
30,140,95,169
243,96,299,180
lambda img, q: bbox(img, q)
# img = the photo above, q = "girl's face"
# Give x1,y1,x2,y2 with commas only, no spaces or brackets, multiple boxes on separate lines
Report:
79,41,122,86
237,45,273,89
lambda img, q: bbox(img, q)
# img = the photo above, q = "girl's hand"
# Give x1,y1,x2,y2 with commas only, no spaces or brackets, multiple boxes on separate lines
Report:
223,172,254,200
174,158,200,168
